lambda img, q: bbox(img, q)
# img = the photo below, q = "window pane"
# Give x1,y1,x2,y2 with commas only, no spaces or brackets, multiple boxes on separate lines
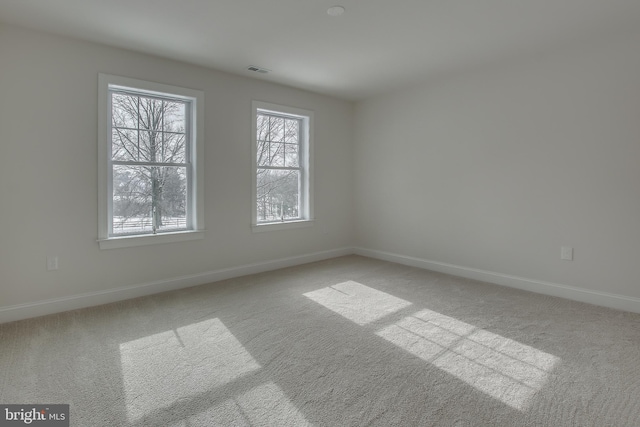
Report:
284,119,299,143
112,93,138,129
284,143,299,167
257,138,269,167
112,165,152,235
137,96,163,130
256,169,300,222
269,142,285,167
112,128,139,161
163,101,186,133
163,132,186,164
112,165,187,235
257,114,269,142
137,131,186,164
139,130,161,163
157,167,187,232
268,116,285,142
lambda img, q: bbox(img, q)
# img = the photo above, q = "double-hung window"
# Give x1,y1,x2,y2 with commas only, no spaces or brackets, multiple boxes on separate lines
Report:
98,74,204,249
251,101,314,231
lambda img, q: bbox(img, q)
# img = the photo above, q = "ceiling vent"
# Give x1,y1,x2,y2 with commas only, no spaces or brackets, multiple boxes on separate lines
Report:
247,65,270,74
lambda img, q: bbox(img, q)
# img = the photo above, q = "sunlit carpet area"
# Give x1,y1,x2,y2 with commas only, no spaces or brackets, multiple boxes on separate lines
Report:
1,255,640,426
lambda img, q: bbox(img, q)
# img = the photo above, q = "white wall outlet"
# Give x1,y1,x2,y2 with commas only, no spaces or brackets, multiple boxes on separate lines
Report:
561,246,573,261
46,256,59,271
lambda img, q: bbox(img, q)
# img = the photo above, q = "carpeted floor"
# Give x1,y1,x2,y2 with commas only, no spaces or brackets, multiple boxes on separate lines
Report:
1,255,640,426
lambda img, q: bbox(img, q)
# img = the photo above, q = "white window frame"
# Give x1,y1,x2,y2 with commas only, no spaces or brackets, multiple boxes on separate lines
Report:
98,74,205,249
251,101,314,232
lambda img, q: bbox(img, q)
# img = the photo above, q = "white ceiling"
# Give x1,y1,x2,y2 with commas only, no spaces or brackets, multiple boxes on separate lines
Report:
1,0,639,100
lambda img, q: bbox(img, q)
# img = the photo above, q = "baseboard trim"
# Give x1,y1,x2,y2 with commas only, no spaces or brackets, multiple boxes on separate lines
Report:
354,247,640,314
5,246,639,324
0,247,354,324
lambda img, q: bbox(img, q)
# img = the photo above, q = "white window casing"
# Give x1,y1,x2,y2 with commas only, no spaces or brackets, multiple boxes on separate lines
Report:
98,74,204,249
251,101,314,232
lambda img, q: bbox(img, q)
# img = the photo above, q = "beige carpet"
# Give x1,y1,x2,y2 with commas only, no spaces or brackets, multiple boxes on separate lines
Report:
1,255,640,426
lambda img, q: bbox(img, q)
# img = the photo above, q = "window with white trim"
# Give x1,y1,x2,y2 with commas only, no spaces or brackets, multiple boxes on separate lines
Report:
251,101,313,231
98,74,204,249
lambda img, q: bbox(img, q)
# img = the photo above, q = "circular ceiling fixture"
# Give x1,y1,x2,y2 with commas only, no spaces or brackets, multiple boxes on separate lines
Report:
327,6,345,16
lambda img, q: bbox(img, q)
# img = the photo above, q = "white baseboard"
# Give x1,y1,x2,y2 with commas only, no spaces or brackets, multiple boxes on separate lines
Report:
0,247,353,324
4,246,639,324
354,247,640,314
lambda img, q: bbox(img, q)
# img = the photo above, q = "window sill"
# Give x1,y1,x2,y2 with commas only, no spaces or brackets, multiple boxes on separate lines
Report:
98,230,204,250
252,220,314,233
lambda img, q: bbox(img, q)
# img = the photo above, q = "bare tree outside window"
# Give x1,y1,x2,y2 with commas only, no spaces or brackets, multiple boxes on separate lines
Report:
256,113,302,222
110,92,189,235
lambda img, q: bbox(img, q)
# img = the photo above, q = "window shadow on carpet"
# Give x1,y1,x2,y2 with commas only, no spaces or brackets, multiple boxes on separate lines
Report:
305,281,560,411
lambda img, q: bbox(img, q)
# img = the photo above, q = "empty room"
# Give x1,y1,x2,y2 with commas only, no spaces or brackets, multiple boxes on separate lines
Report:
1,0,640,426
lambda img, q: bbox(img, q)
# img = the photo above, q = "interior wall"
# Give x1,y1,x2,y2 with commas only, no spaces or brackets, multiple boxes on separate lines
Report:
0,24,354,308
354,29,640,299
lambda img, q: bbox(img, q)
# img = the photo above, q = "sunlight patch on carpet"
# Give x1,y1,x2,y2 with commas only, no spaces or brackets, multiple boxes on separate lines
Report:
119,318,261,423
165,382,311,426
303,280,412,325
376,309,560,410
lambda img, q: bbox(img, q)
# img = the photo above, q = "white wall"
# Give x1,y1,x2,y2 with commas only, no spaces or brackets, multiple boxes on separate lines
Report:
354,29,640,300
0,24,354,312
3,21,640,320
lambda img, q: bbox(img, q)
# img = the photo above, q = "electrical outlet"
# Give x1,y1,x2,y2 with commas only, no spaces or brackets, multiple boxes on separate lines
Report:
47,256,59,271
560,247,573,261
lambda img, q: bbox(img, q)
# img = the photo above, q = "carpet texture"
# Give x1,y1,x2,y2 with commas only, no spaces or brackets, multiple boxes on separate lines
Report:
1,255,639,426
